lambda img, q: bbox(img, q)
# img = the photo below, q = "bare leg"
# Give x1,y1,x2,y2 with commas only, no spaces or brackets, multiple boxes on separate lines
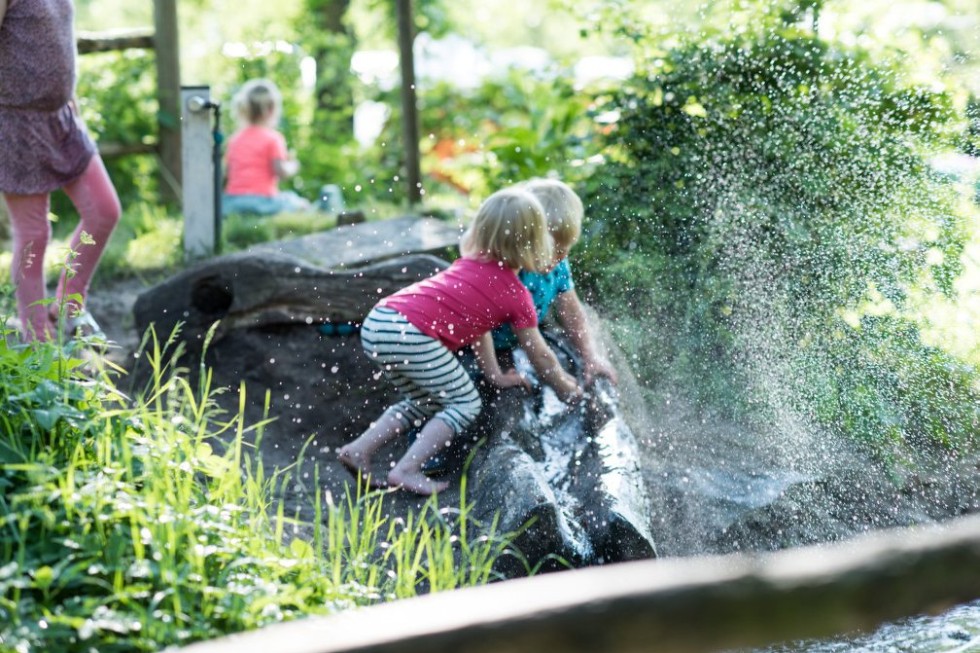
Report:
337,412,406,488
388,418,452,495
5,192,54,342
57,155,121,314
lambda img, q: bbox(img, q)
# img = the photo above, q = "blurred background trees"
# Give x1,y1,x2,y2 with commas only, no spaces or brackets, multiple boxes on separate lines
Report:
63,0,980,459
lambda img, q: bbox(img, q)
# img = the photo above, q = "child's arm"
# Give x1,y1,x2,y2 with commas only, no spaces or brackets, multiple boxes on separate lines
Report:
473,332,529,390
554,291,618,386
273,152,300,179
514,327,583,403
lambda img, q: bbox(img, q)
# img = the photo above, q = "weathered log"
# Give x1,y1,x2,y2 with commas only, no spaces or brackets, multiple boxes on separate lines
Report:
469,437,594,576
133,215,462,347
97,141,158,158
133,252,450,349
587,378,660,561
178,514,980,653
247,215,462,269
464,335,657,572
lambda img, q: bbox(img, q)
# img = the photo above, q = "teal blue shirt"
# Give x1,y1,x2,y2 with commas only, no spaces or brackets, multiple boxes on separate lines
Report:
491,258,575,349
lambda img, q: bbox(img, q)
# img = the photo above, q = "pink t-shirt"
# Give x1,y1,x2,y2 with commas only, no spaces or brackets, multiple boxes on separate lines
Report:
224,125,287,197
381,257,538,351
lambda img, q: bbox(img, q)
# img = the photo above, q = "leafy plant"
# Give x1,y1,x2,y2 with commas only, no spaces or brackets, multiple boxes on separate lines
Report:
0,319,526,651
577,18,978,458
73,51,161,213
363,68,597,204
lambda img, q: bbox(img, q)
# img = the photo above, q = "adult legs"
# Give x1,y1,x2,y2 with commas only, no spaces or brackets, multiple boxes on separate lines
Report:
55,155,121,316
4,193,54,341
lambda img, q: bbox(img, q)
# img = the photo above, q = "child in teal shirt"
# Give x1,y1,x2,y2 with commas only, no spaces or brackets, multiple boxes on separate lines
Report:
492,179,617,386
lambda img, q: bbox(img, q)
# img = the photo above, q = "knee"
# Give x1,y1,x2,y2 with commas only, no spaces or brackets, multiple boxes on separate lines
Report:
8,207,52,246
95,195,122,231
78,187,121,235
453,396,483,431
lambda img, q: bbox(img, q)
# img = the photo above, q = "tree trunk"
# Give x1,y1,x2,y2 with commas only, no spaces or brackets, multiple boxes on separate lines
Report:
302,0,355,140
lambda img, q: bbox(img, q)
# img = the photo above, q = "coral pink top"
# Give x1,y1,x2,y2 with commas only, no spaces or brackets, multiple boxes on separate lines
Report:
224,125,287,197
381,257,538,351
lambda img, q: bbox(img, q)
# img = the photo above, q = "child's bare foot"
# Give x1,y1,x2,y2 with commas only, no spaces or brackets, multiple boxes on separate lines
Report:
388,468,449,496
337,446,387,489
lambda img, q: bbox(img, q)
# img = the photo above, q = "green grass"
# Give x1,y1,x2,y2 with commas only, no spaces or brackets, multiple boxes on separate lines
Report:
0,320,525,652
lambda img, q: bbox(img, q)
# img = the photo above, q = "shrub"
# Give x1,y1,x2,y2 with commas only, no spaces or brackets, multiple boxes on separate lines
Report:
0,323,521,651
577,23,978,457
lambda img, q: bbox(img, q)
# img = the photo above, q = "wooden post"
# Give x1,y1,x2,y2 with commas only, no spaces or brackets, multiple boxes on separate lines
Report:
181,87,216,260
154,0,181,205
396,0,422,206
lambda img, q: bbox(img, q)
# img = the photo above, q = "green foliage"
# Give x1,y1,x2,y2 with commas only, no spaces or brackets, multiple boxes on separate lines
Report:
97,205,184,279
960,96,980,158
0,321,524,651
472,71,595,188
221,211,337,250
364,69,596,203
71,51,160,213
801,315,980,456
578,22,978,457
294,2,360,192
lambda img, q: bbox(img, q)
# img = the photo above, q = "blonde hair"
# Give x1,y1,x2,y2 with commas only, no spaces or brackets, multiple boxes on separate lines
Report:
460,188,553,272
523,178,583,248
233,79,282,126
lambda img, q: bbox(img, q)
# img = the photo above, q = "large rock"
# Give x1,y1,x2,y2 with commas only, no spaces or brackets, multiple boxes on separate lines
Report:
131,219,658,573
133,252,450,350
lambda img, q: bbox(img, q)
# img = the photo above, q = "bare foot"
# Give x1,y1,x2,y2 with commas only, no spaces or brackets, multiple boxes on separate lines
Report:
388,468,449,496
337,446,387,489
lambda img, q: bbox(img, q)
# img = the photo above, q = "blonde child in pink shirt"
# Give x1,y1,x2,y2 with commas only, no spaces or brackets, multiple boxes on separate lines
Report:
338,188,583,495
222,79,310,217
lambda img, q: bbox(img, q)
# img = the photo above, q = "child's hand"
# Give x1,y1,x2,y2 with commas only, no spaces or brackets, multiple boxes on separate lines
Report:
488,369,531,391
584,357,618,386
281,157,300,177
552,370,584,404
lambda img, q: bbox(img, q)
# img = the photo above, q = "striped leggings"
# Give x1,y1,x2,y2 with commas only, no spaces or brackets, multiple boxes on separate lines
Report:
360,306,482,436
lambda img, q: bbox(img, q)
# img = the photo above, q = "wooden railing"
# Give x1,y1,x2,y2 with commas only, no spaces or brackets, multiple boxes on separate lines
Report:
77,27,154,54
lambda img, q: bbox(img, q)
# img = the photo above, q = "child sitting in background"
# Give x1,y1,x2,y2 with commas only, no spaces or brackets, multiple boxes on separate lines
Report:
222,78,311,217
337,187,583,495
492,178,617,386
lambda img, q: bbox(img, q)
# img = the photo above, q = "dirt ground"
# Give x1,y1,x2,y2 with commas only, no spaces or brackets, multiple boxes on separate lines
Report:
85,275,980,559
86,275,460,522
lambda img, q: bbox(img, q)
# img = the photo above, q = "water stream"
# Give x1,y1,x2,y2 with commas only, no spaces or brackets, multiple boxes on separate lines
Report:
748,600,980,652
598,312,980,650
